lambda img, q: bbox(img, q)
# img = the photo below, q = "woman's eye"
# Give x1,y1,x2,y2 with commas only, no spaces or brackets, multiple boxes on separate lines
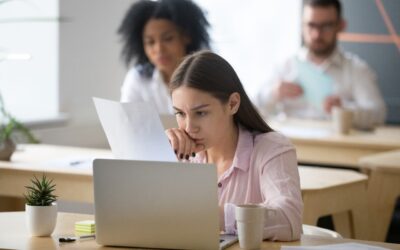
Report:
196,111,207,116
144,40,154,46
174,111,184,117
163,35,174,42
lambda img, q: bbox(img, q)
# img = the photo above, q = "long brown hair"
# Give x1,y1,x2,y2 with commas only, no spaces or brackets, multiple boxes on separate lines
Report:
170,51,273,133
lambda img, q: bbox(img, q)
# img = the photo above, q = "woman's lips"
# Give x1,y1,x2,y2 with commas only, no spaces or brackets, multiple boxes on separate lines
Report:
193,138,204,144
157,56,171,65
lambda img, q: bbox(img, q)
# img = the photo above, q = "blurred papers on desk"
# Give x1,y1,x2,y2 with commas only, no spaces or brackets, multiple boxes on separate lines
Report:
282,242,390,250
93,97,177,162
274,126,332,138
41,157,97,170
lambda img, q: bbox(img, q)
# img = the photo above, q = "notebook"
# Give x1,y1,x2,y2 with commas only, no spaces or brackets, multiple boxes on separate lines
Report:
93,159,238,250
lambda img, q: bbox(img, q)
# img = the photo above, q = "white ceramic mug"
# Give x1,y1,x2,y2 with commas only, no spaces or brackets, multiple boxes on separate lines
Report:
235,204,275,250
332,107,353,135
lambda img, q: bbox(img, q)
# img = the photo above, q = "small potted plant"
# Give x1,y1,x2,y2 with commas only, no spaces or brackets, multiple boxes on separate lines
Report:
0,93,39,161
24,174,58,236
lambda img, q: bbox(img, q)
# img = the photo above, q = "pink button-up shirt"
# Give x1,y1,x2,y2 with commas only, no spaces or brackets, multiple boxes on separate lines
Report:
192,126,302,241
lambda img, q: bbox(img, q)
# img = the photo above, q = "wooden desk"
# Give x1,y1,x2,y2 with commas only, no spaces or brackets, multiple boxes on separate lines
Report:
269,119,400,168
0,144,112,204
0,212,399,250
300,166,369,239
0,145,369,205
269,119,400,241
359,150,400,242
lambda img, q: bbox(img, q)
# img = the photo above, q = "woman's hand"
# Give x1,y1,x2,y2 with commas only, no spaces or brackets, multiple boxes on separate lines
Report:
165,128,204,160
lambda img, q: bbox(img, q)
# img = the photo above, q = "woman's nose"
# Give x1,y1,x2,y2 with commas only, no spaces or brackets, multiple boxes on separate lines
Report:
185,118,199,134
153,40,165,53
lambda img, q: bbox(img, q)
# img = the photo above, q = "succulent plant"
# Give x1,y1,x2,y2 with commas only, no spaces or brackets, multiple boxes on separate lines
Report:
24,175,57,206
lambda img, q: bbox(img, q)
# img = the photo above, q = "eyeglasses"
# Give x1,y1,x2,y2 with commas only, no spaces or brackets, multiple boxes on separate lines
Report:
304,21,338,33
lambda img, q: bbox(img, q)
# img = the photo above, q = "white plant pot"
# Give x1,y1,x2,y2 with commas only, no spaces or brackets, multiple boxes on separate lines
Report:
25,202,58,236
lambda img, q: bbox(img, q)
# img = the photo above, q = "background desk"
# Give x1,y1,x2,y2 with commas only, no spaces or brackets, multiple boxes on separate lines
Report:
360,150,400,241
269,119,400,168
0,212,399,250
0,144,112,206
0,145,366,206
300,166,368,239
270,119,400,241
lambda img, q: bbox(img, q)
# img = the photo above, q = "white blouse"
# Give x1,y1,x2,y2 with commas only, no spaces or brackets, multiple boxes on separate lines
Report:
192,127,302,241
120,68,173,114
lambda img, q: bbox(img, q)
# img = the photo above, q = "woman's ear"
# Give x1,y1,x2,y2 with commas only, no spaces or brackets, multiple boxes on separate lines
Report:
228,92,240,115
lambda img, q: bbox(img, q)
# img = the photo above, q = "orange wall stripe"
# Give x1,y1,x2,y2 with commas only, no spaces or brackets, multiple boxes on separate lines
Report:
339,33,399,43
375,0,400,53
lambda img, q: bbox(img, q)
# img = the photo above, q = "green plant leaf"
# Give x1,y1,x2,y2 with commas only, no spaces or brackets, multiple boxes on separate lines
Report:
23,174,57,206
0,93,39,144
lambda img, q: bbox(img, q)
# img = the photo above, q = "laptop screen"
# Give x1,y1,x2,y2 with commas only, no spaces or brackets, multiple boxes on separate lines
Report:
93,159,223,250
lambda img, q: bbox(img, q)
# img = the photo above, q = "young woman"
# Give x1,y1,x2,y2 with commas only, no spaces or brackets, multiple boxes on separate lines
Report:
118,0,210,114
166,51,302,241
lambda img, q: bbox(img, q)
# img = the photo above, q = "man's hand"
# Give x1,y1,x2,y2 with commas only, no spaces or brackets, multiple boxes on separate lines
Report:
324,95,342,114
275,81,303,100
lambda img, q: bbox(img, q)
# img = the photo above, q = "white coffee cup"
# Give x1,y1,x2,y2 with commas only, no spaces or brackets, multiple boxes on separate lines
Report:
235,204,275,250
332,107,353,135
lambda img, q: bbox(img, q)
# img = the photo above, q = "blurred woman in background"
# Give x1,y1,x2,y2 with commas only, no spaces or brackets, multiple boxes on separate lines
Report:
118,0,210,114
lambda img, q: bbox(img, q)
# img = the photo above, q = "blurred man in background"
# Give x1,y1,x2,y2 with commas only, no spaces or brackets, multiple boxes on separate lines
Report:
256,0,386,130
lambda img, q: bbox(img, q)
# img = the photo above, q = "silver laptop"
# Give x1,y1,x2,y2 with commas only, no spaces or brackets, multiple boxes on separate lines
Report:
93,159,237,250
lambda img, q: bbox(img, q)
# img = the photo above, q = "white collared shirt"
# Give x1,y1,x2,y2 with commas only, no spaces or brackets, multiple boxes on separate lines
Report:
120,68,173,114
256,48,386,129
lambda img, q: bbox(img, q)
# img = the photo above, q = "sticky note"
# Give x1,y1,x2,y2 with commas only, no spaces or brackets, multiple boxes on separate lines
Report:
75,220,95,234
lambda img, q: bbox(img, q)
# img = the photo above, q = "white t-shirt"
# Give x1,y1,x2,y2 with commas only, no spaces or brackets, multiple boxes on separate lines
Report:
120,68,173,114
255,48,386,129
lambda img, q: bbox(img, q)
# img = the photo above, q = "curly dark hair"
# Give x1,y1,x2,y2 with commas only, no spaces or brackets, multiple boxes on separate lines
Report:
118,0,210,77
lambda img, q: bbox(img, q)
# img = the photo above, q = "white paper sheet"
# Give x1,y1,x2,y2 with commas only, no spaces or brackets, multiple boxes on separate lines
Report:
41,157,95,170
281,243,390,250
93,97,177,162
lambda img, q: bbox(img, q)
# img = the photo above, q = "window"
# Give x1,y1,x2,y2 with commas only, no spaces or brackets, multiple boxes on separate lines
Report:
0,0,59,122
194,0,302,97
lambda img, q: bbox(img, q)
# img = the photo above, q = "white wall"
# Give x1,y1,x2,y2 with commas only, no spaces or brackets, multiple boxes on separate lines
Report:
33,0,135,148
195,0,302,98
0,0,59,121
